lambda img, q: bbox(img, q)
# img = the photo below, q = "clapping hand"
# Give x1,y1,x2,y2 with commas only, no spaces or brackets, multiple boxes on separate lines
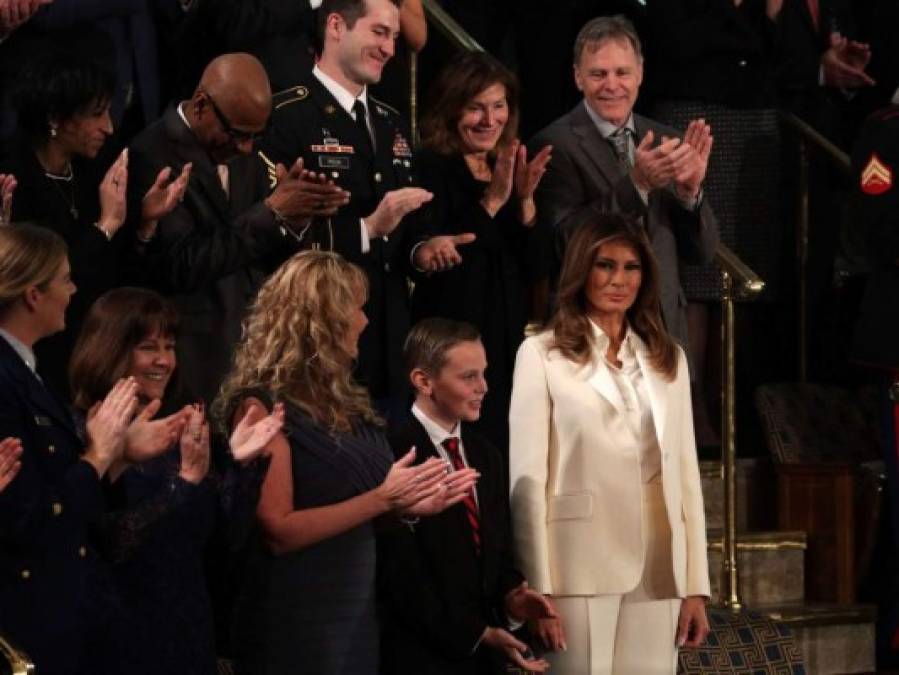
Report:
141,163,192,224
84,377,140,475
402,462,479,516
98,149,129,238
514,143,552,225
822,32,875,89
267,158,351,221
481,140,518,216
0,173,16,226
631,131,686,192
0,437,22,491
0,0,52,36
124,399,188,463
229,401,285,464
364,187,433,238
376,448,452,511
413,233,477,271
673,119,713,201
178,404,210,485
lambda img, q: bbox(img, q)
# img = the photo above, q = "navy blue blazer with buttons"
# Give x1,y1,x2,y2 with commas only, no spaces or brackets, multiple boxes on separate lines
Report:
0,336,109,675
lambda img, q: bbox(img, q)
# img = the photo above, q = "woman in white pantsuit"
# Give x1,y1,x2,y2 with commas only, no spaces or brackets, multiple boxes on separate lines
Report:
509,214,710,674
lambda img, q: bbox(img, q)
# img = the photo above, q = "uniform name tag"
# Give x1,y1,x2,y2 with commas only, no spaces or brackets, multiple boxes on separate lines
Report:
319,156,350,170
34,415,51,426
311,144,355,154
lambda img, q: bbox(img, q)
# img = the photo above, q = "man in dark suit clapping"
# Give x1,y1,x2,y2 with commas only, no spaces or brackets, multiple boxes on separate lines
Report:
531,15,719,350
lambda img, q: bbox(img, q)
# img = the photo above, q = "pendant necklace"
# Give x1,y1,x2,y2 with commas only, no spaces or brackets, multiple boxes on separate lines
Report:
44,164,79,221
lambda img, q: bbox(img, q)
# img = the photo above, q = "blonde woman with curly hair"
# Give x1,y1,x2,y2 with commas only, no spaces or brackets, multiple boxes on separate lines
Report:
509,213,710,673
217,250,478,675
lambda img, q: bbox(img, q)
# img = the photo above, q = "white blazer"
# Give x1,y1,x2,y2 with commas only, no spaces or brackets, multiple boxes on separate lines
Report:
509,327,710,598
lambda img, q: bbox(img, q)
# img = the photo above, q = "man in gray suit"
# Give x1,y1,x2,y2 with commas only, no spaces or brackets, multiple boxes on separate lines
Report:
532,15,718,348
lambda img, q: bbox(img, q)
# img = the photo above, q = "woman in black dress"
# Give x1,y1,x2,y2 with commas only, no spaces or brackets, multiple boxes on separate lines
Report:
217,251,479,675
67,287,284,675
413,52,553,456
3,48,188,394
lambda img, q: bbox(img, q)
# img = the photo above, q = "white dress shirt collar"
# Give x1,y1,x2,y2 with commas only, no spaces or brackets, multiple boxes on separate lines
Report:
588,318,644,363
313,65,368,118
412,402,461,449
0,328,38,374
582,99,636,140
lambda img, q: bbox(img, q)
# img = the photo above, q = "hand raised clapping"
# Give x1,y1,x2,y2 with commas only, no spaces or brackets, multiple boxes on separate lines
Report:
631,120,712,200
178,404,210,485
229,401,285,464
97,149,128,238
0,173,16,226
84,377,140,476
0,437,22,491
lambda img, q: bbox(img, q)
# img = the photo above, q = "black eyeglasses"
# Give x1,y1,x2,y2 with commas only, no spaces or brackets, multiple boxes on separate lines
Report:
202,90,267,144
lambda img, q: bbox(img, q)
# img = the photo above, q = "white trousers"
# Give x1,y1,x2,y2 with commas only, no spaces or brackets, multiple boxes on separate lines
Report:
548,480,682,675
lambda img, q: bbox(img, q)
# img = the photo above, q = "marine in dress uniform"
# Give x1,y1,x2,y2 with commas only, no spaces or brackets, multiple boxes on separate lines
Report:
258,67,426,402
849,98,899,660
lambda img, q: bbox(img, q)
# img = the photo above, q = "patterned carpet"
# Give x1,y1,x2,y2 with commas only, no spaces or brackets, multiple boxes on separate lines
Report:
679,607,805,674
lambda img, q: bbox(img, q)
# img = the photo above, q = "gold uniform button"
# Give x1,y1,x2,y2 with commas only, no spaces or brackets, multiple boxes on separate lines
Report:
79,546,87,558
21,569,30,580
373,172,382,183
52,502,63,516
48,445,56,454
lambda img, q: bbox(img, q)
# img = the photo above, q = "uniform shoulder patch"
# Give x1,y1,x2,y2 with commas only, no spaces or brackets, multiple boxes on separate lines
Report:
369,96,399,117
861,153,893,196
274,86,309,109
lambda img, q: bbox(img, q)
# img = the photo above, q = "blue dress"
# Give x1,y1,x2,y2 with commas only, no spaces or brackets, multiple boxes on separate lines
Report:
99,432,268,675
231,402,393,675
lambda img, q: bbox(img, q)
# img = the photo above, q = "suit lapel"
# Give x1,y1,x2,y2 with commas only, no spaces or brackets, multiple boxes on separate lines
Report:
163,106,232,222
569,103,621,191
586,359,627,418
633,337,668,448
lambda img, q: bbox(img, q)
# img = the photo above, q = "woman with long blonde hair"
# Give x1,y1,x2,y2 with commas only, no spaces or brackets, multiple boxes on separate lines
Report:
509,214,710,673
218,250,478,675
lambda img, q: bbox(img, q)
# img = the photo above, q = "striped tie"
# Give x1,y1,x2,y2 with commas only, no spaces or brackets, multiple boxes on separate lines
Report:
442,437,481,556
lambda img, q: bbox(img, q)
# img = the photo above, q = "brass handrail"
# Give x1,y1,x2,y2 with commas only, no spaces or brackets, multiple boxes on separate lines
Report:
780,112,851,174
0,633,35,675
779,111,851,381
421,0,484,52
716,243,765,299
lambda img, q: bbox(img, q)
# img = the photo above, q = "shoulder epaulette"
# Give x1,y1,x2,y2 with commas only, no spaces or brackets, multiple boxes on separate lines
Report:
369,96,400,117
273,85,310,110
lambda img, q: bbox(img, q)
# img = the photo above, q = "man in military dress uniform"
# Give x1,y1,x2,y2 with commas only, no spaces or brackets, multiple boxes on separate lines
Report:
258,0,470,411
850,89,899,664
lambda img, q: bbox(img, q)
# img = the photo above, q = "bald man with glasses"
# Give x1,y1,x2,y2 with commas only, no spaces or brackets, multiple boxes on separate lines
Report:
126,52,348,403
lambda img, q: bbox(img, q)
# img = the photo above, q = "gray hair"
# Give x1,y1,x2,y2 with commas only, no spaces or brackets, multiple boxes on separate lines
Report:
573,15,643,65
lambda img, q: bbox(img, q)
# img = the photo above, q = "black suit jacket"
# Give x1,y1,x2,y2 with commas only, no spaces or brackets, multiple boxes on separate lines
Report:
0,337,108,675
411,149,552,452
531,105,720,348
128,105,301,403
259,74,427,399
378,415,523,675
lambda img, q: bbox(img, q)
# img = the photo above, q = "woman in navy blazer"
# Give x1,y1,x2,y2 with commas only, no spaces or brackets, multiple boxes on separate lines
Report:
0,224,141,675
